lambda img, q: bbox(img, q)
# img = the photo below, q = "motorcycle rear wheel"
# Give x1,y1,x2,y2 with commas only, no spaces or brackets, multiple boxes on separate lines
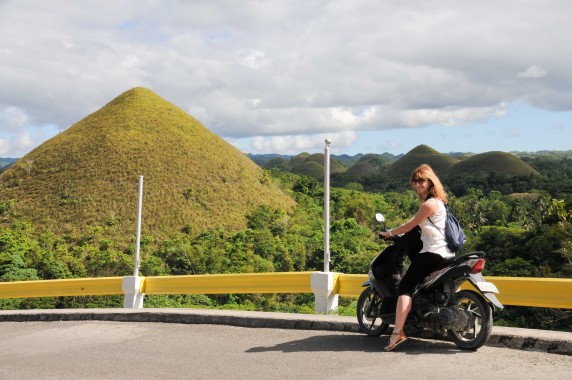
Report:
356,287,390,337
447,290,493,350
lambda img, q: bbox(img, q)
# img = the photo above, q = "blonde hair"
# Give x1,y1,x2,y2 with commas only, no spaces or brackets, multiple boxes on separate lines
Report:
410,164,448,204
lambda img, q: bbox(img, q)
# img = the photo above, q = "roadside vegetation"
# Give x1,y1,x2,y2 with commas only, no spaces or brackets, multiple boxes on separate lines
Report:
1,156,571,331
0,87,570,331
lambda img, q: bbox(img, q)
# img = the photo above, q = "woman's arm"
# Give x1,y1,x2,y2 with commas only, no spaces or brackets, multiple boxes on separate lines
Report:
379,199,438,238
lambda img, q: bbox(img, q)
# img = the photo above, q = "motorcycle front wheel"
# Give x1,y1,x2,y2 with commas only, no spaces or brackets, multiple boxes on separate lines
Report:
447,290,493,350
356,287,390,337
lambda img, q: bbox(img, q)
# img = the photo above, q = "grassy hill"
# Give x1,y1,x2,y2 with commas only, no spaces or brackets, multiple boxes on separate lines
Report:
0,87,296,248
449,151,540,177
361,146,541,192
388,145,458,178
344,154,391,179
289,153,346,180
248,153,293,166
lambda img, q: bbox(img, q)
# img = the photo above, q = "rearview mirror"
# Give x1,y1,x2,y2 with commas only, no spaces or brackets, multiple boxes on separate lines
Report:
375,213,385,223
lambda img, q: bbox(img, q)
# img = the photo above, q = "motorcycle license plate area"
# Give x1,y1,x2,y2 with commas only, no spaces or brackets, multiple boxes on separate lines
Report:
476,281,499,293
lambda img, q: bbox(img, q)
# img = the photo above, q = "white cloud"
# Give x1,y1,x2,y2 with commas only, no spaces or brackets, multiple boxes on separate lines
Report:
0,106,59,156
250,131,357,154
0,0,571,155
0,131,36,157
243,98,262,109
0,140,9,156
0,106,30,131
517,65,548,79
238,50,268,69
329,106,377,127
15,131,35,152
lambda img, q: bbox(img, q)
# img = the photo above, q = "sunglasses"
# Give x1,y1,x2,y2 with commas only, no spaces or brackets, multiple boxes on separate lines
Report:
411,178,428,185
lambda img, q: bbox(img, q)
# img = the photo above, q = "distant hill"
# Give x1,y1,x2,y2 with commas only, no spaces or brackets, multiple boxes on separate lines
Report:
512,150,572,159
263,157,291,171
447,151,475,159
344,154,391,180
2,135,553,216
248,153,293,166
332,154,364,167
449,151,540,178
383,145,459,184
349,145,542,192
251,145,545,189
289,152,346,180
0,157,17,170
0,88,296,248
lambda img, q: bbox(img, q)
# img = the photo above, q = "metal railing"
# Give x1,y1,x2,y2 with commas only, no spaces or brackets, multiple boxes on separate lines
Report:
337,274,572,309
1,273,571,309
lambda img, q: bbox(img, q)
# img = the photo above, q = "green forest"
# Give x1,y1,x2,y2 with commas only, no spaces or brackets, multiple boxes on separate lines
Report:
1,151,571,331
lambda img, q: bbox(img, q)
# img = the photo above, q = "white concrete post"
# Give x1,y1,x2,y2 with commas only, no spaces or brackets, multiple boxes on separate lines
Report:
122,276,145,308
311,271,338,314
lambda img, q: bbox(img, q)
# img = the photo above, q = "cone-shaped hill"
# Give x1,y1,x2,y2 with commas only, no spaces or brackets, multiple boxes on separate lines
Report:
449,151,539,178
344,154,390,180
0,87,296,247
383,145,458,183
290,152,346,180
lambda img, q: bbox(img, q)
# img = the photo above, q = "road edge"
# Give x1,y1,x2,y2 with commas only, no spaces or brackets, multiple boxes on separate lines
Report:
0,308,570,355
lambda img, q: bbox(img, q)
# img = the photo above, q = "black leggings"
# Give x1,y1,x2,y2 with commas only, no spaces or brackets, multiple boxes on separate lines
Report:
398,252,445,296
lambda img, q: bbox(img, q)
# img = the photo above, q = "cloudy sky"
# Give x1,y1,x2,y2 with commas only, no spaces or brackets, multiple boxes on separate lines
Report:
1,0,571,158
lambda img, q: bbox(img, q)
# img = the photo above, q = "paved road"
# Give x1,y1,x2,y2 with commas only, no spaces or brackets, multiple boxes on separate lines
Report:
2,308,570,354
0,321,571,380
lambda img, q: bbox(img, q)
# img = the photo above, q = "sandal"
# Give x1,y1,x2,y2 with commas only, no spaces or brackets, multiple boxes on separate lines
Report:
384,330,408,352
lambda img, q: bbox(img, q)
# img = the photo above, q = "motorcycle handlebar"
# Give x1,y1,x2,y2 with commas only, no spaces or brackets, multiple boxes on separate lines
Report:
377,231,401,242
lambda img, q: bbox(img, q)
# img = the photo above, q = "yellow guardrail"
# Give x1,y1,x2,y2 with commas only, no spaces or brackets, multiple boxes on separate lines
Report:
337,274,366,297
0,277,124,298
0,273,571,309
466,277,572,309
336,274,572,309
144,272,314,294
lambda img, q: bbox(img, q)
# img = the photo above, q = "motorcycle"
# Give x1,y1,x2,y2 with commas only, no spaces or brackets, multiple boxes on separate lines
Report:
356,213,503,350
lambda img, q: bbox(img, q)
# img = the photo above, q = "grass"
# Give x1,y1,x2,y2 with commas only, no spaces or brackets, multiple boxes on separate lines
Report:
0,87,296,249
450,151,540,177
290,153,347,179
370,144,539,189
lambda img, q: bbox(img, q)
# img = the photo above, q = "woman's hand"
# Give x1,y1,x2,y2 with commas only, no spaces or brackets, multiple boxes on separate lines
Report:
378,230,393,239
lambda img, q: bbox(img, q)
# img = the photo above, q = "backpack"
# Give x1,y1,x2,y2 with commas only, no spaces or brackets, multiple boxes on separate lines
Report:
428,205,466,252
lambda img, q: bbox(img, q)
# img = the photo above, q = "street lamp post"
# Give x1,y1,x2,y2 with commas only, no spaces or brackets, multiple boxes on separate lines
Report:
324,138,331,273
134,175,144,276
311,138,338,314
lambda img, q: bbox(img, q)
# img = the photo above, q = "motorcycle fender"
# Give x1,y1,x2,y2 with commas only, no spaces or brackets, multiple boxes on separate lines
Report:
362,279,371,287
468,273,499,293
484,292,504,310
467,273,504,310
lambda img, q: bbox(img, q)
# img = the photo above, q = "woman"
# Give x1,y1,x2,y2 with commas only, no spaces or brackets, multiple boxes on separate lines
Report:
378,163,454,352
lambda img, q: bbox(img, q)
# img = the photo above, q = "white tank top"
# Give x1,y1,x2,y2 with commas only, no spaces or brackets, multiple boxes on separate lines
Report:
419,198,455,258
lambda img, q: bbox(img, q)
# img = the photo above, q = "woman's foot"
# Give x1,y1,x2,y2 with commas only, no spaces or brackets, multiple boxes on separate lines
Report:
384,330,407,352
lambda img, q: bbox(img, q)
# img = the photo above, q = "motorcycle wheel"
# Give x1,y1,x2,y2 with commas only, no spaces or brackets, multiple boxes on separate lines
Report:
447,290,493,350
356,287,390,337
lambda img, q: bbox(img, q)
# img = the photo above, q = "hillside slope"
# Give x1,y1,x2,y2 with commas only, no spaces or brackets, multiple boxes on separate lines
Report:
449,151,540,177
388,145,458,177
344,154,391,179
290,152,346,180
0,88,295,247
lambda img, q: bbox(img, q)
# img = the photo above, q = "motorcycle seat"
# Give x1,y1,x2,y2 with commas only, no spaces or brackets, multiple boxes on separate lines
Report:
433,251,486,270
